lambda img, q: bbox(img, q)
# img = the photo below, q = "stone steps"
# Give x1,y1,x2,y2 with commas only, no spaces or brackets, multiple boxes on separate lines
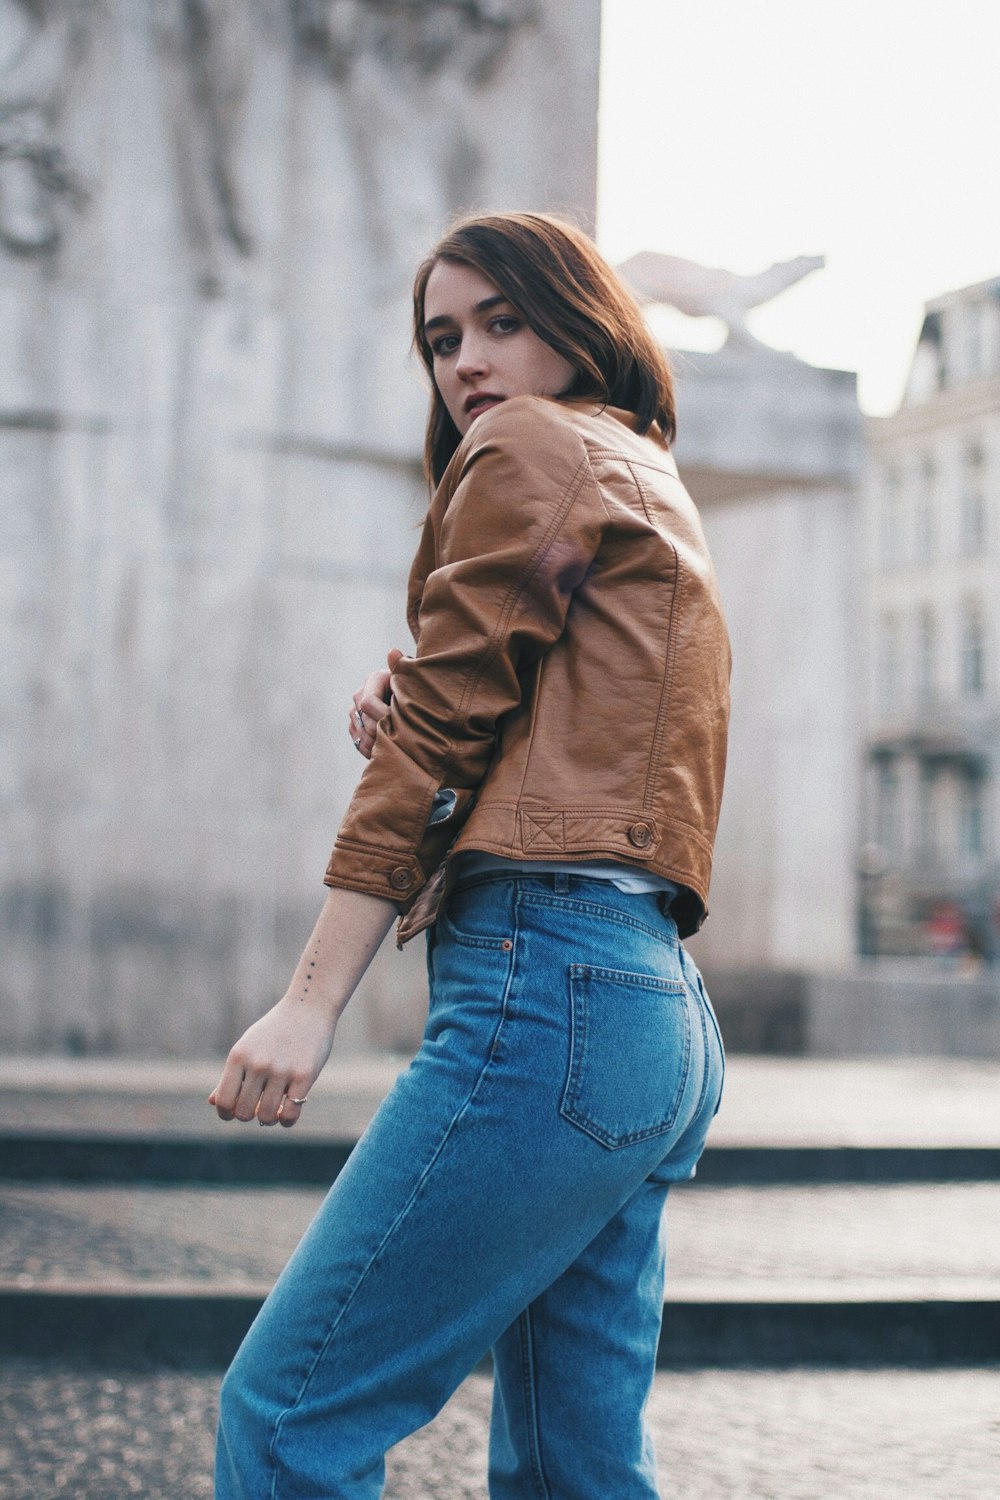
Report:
2,1178,997,1366
2,1054,997,1367
4,1280,999,1368
5,1130,1000,1184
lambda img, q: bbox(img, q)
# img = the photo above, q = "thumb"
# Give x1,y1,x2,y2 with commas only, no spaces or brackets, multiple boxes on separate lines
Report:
386,647,405,670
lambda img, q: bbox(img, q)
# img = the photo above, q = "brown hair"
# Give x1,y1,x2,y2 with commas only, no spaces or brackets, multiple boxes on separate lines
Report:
412,212,676,485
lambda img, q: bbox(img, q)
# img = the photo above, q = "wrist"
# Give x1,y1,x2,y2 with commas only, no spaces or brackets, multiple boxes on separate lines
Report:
280,979,349,1023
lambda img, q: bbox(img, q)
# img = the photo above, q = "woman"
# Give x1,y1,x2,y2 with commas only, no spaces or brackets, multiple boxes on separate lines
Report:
212,212,730,1500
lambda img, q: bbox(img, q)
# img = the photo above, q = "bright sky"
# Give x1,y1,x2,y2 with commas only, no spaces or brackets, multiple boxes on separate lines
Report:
597,0,1000,414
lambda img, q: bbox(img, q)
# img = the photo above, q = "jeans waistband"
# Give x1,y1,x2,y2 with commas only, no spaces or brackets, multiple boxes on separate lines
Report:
450,869,659,899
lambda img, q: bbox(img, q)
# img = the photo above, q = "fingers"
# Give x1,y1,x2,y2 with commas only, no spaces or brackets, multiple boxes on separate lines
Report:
211,1062,313,1129
254,1075,291,1127
349,654,403,759
209,1059,245,1121
348,702,377,759
350,685,387,732
211,1049,270,1123
277,1082,311,1129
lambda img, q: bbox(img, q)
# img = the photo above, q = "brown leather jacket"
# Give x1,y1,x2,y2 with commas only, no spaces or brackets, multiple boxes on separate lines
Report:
325,395,731,943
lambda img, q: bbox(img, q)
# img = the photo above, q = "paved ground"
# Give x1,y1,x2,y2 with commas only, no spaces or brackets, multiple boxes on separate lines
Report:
1,1053,999,1148
1,1360,997,1499
3,1181,998,1297
3,1054,998,1495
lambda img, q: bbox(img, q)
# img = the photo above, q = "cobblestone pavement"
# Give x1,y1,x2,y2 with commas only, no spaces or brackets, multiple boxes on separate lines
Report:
3,1181,998,1291
1,1360,997,1499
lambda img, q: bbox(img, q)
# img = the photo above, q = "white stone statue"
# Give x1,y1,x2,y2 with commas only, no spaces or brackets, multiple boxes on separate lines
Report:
617,249,825,349
151,0,257,292
0,0,92,254
293,0,540,85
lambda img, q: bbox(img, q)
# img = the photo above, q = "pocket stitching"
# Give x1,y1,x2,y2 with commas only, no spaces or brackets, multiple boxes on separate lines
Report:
518,891,678,949
438,902,514,951
560,964,692,1149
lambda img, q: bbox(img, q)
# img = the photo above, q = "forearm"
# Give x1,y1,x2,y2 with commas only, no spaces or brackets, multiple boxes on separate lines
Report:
286,885,399,1019
210,886,397,1127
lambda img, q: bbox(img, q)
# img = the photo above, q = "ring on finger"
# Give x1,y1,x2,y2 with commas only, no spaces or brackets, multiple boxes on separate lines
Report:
355,709,365,729
353,736,361,749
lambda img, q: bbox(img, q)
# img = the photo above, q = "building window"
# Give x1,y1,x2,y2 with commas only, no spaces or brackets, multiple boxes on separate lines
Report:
916,606,937,704
917,765,939,861
875,759,900,857
879,468,902,569
959,777,986,860
915,458,936,565
963,302,988,381
960,597,986,696
878,611,902,711
960,443,987,557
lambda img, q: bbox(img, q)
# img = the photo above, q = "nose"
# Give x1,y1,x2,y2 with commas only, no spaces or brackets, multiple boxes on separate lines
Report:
455,334,489,382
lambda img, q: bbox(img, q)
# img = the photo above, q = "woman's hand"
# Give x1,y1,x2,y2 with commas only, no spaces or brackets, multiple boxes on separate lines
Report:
209,887,399,1128
350,646,406,759
208,994,338,1128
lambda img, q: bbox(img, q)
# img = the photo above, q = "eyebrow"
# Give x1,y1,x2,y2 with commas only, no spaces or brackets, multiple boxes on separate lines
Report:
423,293,511,335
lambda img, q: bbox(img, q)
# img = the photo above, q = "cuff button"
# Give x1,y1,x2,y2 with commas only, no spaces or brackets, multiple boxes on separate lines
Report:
627,822,653,849
389,867,415,891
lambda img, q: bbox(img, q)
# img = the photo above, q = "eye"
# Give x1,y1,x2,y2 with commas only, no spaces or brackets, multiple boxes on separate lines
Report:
430,333,459,357
489,315,521,335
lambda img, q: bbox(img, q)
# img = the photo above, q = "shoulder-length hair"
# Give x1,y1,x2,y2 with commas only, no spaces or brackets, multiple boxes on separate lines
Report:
412,212,676,486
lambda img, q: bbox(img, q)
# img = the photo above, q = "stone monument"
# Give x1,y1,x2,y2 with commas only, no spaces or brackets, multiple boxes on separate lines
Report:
1,0,600,1055
619,251,863,1024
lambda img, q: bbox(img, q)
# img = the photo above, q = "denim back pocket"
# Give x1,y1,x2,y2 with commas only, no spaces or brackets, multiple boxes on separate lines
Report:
560,964,692,1149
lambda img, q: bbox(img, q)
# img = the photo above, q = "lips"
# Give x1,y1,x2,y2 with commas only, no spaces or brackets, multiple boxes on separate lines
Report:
464,392,505,419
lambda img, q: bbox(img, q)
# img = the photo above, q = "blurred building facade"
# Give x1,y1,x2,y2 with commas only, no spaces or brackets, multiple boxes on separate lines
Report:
1,0,600,1056
861,276,1000,962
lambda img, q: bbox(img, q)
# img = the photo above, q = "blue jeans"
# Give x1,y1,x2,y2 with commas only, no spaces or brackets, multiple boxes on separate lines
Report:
216,873,725,1499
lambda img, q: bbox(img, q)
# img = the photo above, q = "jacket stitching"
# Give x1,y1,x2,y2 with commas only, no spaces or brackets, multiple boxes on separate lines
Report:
447,835,710,885
427,454,594,804
645,555,684,812
512,447,605,822
625,463,684,812
626,457,654,526
587,446,680,476
404,434,660,849
448,804,715,854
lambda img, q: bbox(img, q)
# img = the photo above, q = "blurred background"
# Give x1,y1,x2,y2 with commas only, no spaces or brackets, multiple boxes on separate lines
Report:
2,8,999,1498
2,0,999,1060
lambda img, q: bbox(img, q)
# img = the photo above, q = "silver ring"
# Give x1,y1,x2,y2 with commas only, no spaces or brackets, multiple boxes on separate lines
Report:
355,709,365,729
289,1096,309,1106
353,736,361,749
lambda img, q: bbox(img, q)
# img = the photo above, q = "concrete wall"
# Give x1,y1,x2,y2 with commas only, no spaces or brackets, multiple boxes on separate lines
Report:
691,479,862,972
808,966,1000,1057
674,348,864,975
701,962,1000,1058
1,0,601,1056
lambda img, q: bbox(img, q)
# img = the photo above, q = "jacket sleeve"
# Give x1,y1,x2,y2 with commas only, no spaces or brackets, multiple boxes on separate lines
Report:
324,400,607,908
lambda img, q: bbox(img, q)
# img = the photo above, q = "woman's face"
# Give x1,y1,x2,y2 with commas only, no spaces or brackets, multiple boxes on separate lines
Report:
422,259,576,436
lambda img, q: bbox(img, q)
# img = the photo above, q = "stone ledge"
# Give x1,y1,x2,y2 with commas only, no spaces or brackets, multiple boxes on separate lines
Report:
2,1284,995,1368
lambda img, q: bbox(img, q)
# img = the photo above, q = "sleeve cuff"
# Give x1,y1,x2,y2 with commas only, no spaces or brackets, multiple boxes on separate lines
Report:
323,842,426,909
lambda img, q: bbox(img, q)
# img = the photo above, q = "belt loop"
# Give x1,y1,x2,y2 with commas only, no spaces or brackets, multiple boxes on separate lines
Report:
554,871,570,893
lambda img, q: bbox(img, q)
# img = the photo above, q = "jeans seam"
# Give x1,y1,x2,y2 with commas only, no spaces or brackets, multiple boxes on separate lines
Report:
518,1307,552,1500
691,1000,711,1120
267,943,519,1493
518,891,678,948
